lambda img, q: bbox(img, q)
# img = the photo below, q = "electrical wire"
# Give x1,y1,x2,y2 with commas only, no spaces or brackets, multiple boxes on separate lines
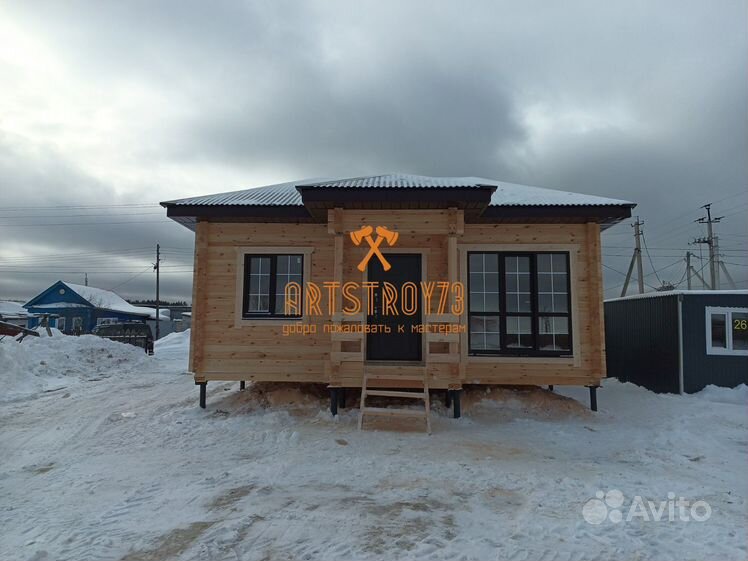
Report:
107,266,154,291
641,233,662,284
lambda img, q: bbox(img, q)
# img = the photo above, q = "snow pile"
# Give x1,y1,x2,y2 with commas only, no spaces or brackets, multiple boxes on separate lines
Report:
33,326,64,337
463,384,590,419
0,300,31,317
154,329,190,354
694,383,748,405
153,329,190,373
0,333,152,401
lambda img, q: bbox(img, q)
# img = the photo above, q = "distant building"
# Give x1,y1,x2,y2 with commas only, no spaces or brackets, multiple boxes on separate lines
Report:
24,281,168,335
0,301,33,328
605,290,748,393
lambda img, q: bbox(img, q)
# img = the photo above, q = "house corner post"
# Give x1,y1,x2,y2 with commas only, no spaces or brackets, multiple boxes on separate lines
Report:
327,208,345,396
190,220,210,387
447,208,464,384
586,221,606,383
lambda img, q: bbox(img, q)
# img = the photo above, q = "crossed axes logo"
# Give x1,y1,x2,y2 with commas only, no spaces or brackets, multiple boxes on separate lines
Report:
350,225,399,271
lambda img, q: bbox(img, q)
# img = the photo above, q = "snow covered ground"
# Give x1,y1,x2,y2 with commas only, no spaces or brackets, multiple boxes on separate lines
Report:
0,331,746,561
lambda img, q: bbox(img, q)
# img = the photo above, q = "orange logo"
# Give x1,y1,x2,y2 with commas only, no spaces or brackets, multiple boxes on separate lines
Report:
350,225,399,271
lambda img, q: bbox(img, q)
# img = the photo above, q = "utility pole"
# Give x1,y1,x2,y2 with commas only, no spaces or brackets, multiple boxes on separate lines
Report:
713,235,721,290
621,217,645,297
692,203,723,290
84,272,88,287
154,243,161,340
686,250,711,289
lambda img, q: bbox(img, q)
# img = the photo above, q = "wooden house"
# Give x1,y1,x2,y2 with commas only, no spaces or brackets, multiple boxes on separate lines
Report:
162,174,635,423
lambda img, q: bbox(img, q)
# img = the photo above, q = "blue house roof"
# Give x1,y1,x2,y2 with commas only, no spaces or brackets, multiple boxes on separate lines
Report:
24,281,162,319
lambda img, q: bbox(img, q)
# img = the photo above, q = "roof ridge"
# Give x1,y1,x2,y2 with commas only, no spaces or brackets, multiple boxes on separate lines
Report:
296,173,394,187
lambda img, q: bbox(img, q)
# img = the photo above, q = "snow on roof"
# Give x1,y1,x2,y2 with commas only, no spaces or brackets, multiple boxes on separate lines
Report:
62,283,168,320
479,179,634,207
0,301,32,318
605,289,748,303
160,178,320,207
161,174,634,208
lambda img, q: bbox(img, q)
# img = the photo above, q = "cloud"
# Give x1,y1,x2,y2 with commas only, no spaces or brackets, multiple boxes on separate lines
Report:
0,0,746,301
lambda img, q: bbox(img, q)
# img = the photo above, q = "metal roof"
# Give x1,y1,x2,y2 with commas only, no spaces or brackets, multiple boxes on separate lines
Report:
161,173,634,208
298,173,486,189
605,289,748,303
161,179,314,207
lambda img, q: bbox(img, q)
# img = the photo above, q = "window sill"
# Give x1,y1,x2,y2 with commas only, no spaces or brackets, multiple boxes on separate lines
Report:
235,316,308,327
467,354,575,365
706,350,748,357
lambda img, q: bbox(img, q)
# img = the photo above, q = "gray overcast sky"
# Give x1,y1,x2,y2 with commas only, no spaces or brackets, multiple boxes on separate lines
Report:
1,0,746,303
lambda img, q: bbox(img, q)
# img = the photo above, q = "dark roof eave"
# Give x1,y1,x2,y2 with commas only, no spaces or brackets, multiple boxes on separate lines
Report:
163,200,634,230
480,204,634,226
296,185,496,206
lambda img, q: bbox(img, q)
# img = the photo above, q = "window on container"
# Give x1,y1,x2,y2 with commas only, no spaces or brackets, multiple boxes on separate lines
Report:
467,252,572,356
711,313,727,349
733,312,748,351
706,307,748,356
243,254,303,318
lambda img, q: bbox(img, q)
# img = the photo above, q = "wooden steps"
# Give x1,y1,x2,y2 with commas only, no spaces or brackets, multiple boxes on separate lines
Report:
365,389,427,399
365,373,426,381
360,407,427,418
358,366,431,433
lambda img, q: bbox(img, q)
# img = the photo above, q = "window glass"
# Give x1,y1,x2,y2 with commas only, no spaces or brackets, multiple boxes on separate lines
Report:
505,256,531,313
732,312,748,351
469,253,500,313
537,253,568,313
506,316,532,349
538,316,570,351
247,256,271,312
467,252,571,355
711,313,727,349
469,315,500,350
244,254,303,317
274,255,303,314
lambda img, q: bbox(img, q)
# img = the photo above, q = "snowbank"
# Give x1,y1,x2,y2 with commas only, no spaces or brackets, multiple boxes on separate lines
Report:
0,333,153,401
154,329,190,354
694,383,748,405
153,329,190,374
34,326,64,337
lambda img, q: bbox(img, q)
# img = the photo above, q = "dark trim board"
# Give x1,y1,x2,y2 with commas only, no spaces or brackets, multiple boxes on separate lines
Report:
297,186,496,207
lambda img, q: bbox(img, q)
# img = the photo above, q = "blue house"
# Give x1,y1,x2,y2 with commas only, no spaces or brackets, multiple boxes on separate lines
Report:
24,281,162,335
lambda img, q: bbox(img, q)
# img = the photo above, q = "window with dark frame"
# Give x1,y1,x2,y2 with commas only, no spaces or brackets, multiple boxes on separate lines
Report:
468,251,572,356
242,254,303,318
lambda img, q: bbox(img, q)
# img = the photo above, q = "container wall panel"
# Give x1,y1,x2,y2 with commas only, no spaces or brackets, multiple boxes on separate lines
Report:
604,295,680,393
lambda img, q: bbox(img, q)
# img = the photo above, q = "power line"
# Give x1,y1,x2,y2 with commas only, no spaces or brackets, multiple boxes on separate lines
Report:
0,220,174,227
108,266,153,291
0,203,161,210
0,270,192,274
641,233,662,284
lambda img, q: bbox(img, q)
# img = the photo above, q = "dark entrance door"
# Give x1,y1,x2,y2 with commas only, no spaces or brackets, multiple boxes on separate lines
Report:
366,253,422,361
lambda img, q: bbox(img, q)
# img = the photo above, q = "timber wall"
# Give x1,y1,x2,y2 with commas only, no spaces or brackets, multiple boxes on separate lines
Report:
189,213,605,388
